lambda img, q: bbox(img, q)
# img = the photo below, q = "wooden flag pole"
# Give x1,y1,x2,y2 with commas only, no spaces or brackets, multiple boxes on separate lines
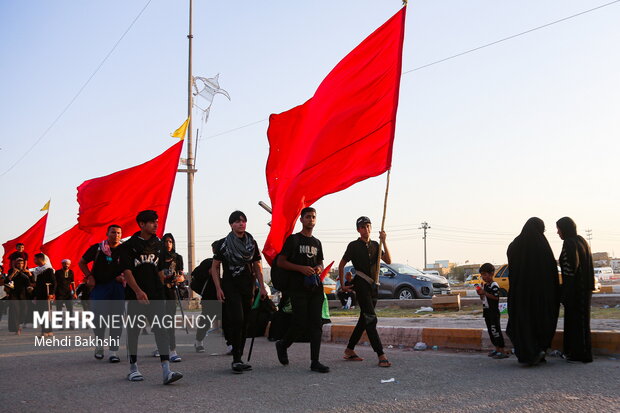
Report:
374,169,391,284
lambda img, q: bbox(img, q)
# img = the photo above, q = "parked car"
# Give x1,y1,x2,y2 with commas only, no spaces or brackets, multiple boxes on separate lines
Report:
323,277,337,299
344,263,450,299
594,267,614,281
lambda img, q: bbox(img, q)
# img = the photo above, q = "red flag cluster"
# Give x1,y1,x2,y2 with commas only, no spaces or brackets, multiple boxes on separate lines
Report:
263,8,406,262
3,141,182,282
2,213,48,271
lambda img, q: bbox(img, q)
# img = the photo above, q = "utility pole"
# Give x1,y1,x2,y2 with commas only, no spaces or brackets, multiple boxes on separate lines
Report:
585,229,593,251
419,221,431,269
185,0,196,274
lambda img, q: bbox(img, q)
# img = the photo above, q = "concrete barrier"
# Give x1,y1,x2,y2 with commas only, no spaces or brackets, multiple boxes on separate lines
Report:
323,324,620,356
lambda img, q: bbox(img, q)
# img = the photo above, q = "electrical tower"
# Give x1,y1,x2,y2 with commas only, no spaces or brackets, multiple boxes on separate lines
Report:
585,229,593,250
419,221,431,269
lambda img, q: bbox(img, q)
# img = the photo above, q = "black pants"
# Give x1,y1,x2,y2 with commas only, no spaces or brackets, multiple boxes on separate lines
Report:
35,299,53,333
223,284,252,363
164,294,177,351
348,280,384,356
196,299,229,343
55,299,74,313
8,298,26,332
282,290,324,361
337,291,356,307
563,292,592,362
483,308,505,348
127,300,170,362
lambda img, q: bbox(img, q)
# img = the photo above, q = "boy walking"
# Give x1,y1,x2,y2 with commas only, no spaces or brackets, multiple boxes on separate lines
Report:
477,263,509,359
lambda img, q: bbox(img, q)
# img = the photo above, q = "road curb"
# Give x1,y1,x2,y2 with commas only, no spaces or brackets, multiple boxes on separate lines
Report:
323,324,620,356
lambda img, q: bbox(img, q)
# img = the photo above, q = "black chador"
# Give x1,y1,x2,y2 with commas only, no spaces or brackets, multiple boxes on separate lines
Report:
506,217,560,365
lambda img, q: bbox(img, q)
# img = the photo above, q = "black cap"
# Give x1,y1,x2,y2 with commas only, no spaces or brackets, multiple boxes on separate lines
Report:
356,216,372,228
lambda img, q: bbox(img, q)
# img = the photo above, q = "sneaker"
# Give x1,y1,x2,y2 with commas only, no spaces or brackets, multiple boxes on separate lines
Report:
310,360,330,373
493,352,509,359
487,350,499,357
163,371,183,385
239,362,252,371
152,349,160,357
275,340,289,365
231,362,245,374
109,355,121,363
194,343,205,353
170,354,182,363
94,347,104,360
226,345,233,355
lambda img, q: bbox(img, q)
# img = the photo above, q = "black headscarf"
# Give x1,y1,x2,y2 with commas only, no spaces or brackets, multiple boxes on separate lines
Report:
556,217,594,295
506,217,560,364
161,233,183,274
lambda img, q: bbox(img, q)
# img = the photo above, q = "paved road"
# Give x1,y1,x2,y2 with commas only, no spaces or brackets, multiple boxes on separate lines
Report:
332,316,620,331
0,327,618,412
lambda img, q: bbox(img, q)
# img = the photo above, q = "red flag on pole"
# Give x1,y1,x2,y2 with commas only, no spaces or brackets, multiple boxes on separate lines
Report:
41,141,183,281
2,212,48,270
263,8,406,263
77,140,183,238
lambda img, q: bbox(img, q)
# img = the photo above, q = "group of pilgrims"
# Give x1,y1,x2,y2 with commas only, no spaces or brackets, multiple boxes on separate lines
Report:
0,209,596,384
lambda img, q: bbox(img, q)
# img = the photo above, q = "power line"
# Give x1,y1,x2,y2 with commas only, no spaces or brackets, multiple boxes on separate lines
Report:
201,0,620,141
0,0,154,178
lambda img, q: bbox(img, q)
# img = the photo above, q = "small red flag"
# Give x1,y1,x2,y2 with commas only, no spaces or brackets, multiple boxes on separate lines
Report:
320,261,335,282
263,8,406,263
2,212,48,270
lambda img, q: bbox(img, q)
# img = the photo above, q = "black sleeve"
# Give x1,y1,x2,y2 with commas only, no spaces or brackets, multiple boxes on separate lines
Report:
342,242,354,263
317,239,324,262
177,255,184,272
119,243,135,273
560,240,579,303
82,244,98,264
213,239,226,262
280,235,296,260
251,241,261,263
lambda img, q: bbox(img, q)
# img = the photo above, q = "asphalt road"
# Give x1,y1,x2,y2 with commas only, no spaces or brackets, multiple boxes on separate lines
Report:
0,327,618,413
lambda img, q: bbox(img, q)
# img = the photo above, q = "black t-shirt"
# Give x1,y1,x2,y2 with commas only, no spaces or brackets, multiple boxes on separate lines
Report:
120,233,165,300
342,238,383,282
34,268,56,299
54,269,74,299
8,251,28,266
213,236,261,294
281,233,324,292
82,243,122,285
482,281,500,312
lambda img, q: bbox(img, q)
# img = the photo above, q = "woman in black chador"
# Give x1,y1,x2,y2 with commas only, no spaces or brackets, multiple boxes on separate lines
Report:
506,217,560,365
556,217,594,363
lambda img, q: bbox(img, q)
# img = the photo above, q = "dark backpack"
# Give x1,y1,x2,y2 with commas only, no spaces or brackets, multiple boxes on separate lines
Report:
190,258,213,296
270,234,300,292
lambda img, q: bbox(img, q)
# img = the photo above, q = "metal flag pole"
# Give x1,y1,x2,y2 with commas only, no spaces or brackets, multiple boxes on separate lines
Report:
186,0,196,275
374,169,391,283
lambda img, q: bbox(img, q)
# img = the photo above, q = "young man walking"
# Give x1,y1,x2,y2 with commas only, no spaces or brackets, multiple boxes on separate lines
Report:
121,210,182,384
338,216,392,367
275,207,329,373
32,253,56,337
79,225,125,362
212,211,267,374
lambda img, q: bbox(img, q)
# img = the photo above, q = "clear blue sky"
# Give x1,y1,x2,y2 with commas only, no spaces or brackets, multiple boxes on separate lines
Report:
1,0,619,269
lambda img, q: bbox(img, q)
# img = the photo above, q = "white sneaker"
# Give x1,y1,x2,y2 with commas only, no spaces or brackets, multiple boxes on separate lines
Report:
226,345,233,355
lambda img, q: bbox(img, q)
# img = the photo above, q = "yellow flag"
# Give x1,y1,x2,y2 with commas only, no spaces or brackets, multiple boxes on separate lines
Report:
171,117,190,139
40,199,51,211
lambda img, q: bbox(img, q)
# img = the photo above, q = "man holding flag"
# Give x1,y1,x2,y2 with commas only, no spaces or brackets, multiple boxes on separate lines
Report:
275,207,329,373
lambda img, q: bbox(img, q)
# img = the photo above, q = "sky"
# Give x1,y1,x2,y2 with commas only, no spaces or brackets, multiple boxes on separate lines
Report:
1,0,619,271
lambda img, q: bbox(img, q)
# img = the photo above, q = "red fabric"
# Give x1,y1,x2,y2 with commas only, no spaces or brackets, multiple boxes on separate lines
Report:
40,141,183,281
2,213,48,270
77,140,183,238
263,8,406,263
319,261,334,282
41,224,98,283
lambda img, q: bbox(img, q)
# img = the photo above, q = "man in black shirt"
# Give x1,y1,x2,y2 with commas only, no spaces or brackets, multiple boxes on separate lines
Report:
121,210,182,384
338,216,392,367
78,224,124,362
275,207,329,373
54,259,75,328
212,210,267,374
32,253,56,337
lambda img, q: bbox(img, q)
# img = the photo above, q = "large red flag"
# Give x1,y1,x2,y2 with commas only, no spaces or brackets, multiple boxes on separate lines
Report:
263,8,406,262
77,140,183,238
2,212,48,270
41,224,98,282
41,141,183,280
